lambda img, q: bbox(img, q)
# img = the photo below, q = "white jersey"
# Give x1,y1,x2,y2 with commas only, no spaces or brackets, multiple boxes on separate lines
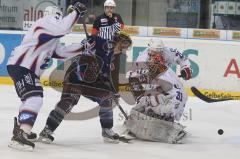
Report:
7,11,83,77
132,46,190,121
152,69,188,121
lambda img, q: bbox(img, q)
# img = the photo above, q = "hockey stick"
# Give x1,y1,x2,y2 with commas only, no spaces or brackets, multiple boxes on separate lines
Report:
112,94,129,120
82,16,90,38
191,87,235,103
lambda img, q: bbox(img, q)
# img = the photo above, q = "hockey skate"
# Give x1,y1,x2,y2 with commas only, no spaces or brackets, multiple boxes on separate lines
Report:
38,126,54,144
27,132,38,142
102,128,120,144
8,117,35,151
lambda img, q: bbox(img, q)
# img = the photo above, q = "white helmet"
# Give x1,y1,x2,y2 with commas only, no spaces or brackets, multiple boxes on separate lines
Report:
44,6,63,19
148,38,164,53
104,0,116,7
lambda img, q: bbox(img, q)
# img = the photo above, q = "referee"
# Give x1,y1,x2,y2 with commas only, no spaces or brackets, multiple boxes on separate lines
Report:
91,0,125,93
91,0,124,40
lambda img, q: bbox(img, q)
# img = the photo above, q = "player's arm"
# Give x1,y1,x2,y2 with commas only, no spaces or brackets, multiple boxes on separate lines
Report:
48,3,87,35
168,48,192,80
52,36,97,59
52,42,84,59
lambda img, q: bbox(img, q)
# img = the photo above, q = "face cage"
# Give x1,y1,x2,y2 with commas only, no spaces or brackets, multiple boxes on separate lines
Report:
147,53,168,78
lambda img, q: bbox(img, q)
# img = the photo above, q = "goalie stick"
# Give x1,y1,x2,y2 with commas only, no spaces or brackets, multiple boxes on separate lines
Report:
191,86,235,103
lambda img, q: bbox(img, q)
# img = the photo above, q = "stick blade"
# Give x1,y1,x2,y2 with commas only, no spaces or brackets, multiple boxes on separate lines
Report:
191,87,232,103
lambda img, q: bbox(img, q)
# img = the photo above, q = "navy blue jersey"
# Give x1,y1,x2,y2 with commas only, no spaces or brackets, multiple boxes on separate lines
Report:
91,36,114,76
69,36,116,86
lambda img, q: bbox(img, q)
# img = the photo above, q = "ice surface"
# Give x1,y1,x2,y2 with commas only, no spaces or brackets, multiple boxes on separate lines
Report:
0,85,240,159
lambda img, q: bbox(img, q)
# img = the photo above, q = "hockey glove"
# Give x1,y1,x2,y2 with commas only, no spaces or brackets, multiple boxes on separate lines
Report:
73,2,87,17
80,37,95,54
67,5,74,14
180,67,192,80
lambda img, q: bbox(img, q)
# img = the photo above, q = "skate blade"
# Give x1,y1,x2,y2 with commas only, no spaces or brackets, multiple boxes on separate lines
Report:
8,140,34,152
103,137,119,144
37,136,53,144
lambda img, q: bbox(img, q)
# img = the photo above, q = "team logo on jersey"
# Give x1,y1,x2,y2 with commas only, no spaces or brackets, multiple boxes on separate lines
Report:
102,41,115,53
101,18,108,23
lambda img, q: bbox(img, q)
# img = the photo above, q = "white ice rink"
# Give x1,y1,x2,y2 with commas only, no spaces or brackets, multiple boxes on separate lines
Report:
0,85,240,159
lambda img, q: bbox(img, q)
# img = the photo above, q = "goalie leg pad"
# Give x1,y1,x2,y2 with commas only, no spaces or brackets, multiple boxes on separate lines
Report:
125,109,185,143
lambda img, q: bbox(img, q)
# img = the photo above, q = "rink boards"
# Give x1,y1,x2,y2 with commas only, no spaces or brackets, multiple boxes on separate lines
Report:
0,30,240,97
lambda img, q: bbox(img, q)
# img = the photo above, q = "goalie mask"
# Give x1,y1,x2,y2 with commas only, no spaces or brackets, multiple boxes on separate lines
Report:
147,40,168,78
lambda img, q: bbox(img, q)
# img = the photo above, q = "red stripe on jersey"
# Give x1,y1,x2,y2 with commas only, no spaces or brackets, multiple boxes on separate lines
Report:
30,56,39,73
34,26,44,33
20,109,38,116
15,49,28,65
33,26,45,52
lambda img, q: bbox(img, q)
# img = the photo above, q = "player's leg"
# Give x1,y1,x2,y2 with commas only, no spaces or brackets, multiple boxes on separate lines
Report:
7,65,43,151
79,82,119,144
39,79,81,143
86,95,119,143
99,98,120,143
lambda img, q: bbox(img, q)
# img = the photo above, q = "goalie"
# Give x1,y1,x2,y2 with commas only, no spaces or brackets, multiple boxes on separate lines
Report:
124,39,192,144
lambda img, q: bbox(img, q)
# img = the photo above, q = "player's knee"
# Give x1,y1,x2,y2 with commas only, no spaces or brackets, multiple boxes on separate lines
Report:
55,97,76,115
61,93,80,105
20,96,43,113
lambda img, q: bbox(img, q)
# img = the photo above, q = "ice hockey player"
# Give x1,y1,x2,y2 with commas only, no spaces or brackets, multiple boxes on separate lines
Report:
7,3,87,151
38,31,132,144
124,39,192,144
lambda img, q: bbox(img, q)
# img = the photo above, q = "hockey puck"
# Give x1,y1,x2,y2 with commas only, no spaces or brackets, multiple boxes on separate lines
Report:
218,129,224,135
